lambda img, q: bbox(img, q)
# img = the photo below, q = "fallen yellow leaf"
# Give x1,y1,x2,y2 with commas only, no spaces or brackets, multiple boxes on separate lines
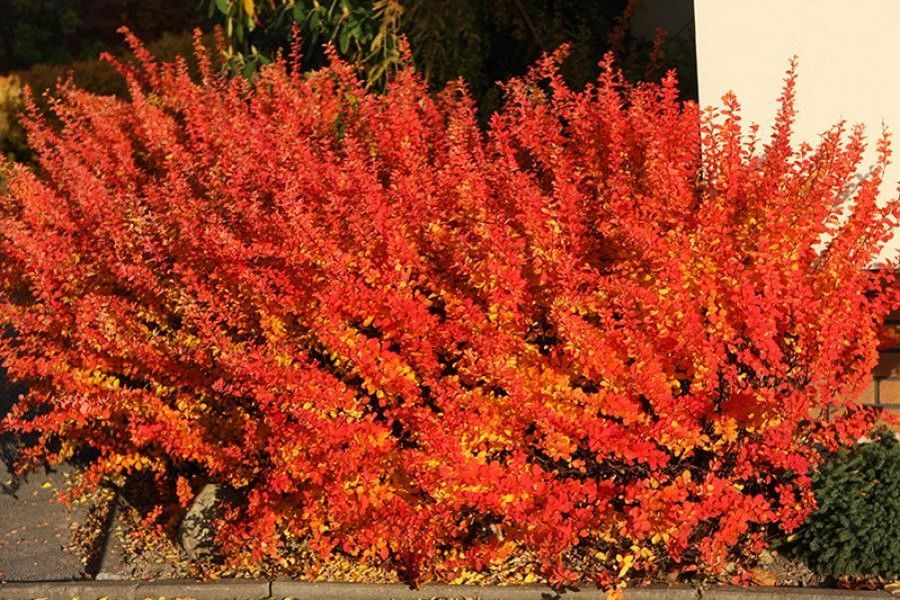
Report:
750,567,778,586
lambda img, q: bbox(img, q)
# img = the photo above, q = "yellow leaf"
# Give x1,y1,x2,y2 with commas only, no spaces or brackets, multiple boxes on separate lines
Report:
41,482,53,489
750,567,778,586
242,0,255,18
617,553,634,578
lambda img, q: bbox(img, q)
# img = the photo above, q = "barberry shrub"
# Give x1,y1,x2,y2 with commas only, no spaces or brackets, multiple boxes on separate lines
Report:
0,31,898,586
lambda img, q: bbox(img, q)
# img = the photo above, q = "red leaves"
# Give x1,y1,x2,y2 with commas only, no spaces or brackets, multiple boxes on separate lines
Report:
0,35,897,586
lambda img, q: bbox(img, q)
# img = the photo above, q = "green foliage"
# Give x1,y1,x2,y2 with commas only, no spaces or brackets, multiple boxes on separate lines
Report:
205,0,696,109
0,0,85,70
791,428,900,580
207,0,405,80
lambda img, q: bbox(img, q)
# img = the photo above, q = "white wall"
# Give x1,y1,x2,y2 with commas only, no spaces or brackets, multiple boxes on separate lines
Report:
694,0,900,261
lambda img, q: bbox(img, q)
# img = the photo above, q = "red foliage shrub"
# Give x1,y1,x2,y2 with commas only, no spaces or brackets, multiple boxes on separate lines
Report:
1,32,898,586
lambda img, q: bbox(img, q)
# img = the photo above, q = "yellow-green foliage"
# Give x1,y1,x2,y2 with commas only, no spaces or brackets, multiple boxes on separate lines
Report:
0,75,23,137
0,75,27,162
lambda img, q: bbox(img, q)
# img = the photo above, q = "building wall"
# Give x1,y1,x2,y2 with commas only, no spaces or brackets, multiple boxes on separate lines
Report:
861,311,900,418
693,1,899,418
694,0,900,262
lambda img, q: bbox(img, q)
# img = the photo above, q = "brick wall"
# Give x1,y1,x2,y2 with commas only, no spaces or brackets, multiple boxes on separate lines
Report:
859,310,900,419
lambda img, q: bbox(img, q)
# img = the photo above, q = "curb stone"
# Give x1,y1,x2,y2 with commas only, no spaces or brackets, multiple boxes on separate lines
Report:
0,581,892,600
270,581,698,599
137,579,269,600
0,580,139,600
700,588,891,599
274,581,587,599
0,580,269,600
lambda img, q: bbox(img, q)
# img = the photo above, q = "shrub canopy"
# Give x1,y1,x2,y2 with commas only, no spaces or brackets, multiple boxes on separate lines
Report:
0,32,897,586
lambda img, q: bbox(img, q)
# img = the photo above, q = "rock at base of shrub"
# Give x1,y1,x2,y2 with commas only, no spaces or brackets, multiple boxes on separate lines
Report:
178,484,225,561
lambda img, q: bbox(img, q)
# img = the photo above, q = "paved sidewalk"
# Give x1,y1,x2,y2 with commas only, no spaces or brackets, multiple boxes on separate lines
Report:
0,375,87,582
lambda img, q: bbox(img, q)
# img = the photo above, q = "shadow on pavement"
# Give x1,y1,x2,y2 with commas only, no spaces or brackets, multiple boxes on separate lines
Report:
1,368,26,496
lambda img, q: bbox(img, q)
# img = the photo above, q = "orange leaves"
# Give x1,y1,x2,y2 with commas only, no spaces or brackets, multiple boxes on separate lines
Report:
0,32,897,588
541,430,578,461
598,393,645,425
176,476,195,508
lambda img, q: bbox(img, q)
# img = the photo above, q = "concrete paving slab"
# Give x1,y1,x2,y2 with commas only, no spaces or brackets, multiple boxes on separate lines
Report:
0,374,88,583
94,499,130,581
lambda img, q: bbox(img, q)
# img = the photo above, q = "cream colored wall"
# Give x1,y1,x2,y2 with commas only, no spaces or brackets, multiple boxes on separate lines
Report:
694,0,900,261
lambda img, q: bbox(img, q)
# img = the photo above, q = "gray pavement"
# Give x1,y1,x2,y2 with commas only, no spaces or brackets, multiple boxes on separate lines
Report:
0,373,87,582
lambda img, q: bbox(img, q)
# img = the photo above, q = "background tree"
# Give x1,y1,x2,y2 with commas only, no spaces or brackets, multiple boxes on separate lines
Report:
206,0,697,114
0,0,201,72
0,0,206,164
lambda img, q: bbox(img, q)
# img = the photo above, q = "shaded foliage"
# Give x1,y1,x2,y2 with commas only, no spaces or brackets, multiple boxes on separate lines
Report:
788,429,900,580
206,0,696,112
0,0,202,72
